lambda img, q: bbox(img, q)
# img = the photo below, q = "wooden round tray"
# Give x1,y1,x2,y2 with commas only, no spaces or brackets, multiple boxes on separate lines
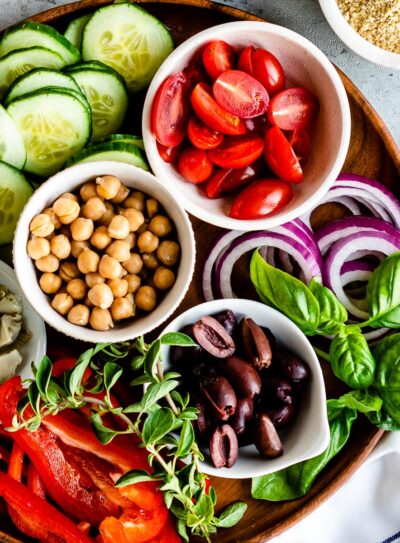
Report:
2,1,400,542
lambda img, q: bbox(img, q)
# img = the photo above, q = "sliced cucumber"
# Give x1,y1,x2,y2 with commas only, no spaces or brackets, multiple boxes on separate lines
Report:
81,3,174,92
0,161,33,245
64,141,149,170
0,47,66,98
7,89,91,177
4,68,81,105
64,60,113,73
100,133,144,150
69,67,128,141
64,14,92,49
0,21,80,65
0,104,26,169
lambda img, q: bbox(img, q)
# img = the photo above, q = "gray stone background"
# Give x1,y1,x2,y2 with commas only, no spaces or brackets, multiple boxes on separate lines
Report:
0,0,399,148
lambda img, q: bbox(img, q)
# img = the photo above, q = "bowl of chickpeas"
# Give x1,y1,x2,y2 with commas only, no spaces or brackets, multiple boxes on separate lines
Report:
13,161,196,342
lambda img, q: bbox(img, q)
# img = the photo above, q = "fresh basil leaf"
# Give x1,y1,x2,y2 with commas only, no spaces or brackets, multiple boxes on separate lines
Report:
334,389,382,413
373,333,400,423
90,413,118,444
115,469,155,487
161,332,197,347
144,339,161,378
329,330,375,389
309,278,348,334
250,250,319,335
142,407,175,445
141,380,179,411
367,252,400,328
366,408,400,430
103,362,123,396
176,420,195,459
36,355,53,399
215,502,247,528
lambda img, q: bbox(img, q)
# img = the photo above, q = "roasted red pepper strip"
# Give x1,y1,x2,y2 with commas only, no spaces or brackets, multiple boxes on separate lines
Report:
8,442,24,481
27,462,46,500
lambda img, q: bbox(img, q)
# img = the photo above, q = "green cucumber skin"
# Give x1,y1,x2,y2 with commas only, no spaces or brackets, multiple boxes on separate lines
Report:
64,142,149,171
64,14,92,49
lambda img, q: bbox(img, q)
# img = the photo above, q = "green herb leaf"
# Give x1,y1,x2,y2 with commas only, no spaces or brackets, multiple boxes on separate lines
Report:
142,407,175,445
144,339,161,379
177,519,189,541
67,348,93,396
141,380,179,411
367,252,400,328
90,413,118,444
195,492,214,522
333,389,382,413
115,469,155,487
373,333,400,423
176,420,195,458
28,383,41,416
131,355,145,371
130,374,153,386
160,332,197,347
309,278,348,334
366,408,400,430
36,355,53,399
103,362,123,396
215,502,247,528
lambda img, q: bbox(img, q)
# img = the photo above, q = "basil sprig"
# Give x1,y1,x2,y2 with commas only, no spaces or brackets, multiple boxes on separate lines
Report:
366,251,400,328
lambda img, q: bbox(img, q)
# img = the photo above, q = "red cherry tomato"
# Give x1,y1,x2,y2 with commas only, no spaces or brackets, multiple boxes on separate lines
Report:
264,126,303,183
209,133,264,169
268,87,319,130
251,49,285,96
212,70,269,119
156,141,182,163
178,146,214,183
289,128,310,162
229,178,293,219
245,114,270,134
152,72,191,147
202,40,236,80
187,116,224,150
100,504,168,543
205,160,265,198
237,45,254,73
191,83,246,136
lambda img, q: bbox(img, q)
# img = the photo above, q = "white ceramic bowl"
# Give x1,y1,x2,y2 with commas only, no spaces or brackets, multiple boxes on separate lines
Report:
13,161,195,343
143,21,351,231
319,0,400,70
160,298,329,479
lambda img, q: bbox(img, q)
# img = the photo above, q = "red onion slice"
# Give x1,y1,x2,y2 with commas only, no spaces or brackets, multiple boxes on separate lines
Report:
301,194,362,228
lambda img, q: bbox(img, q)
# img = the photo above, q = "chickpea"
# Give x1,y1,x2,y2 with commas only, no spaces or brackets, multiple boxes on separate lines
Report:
59,225,71,238
90,226,112,250
90,307,114,331
106,240,131,262
121,208,144,232
84,295,94,308
50,235,71,260
71,217,94,241
27,237,50,260
66,278,87,300
111,297,134,321
146,198,158,218
138,231,159,253
137,222,148,235
111,183,130,204
80,182,98,202
135,286,156,311
149,215,172,237
108,215,130,240
82,197,106,221
153,267,176,290
142,253,159,270
60,192,79,202
96,175,121,199
43,207,61,229
70,240,89,258
107,278,128,298
59,262,80,282
35,254,59,273
123,253,143,274
53,197,80,225
123,193,145,212
77,248,100,274
67,304,90,326
85,272,105,288
123,233,136,249
99,255,123,280
30,214,54,237
125,274,141,293
88,283,113,309
51,292,74,315
39,272,62,294
97,202,115,227
157,240,180,266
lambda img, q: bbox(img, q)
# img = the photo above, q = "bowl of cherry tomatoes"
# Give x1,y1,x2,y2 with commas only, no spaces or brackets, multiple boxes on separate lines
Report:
143,21,351,230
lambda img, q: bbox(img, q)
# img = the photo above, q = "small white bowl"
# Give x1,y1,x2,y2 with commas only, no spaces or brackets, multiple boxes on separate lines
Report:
319,0,400,69
13,161,195,343
143,21,351,231
160,298,329,479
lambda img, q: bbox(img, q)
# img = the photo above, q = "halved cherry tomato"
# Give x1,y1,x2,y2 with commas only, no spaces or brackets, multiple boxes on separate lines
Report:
229,178,293,219
156,141,182,163
187,116,224,150
178,146,214,183
191,83,246,136
245,114,270,134
205,159,265,198
152,72,191,147
289,128,310,162
264,126,303,183
268,87,319,130
209,133,264,169
237,45,254,73
202,40,236,80
213,70,269,119
251,49,285,96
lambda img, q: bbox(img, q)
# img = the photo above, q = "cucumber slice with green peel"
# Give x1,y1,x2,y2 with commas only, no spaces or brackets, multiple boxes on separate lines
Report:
0,47,66,98
7,89,91,177
81,3,174,93
64,14,92,49
0,21,81,65
69,67,128,141
0,161,33,245
0,104,26,169
64,141,149,170
64,60,113,73
4,67,81,105
99,133,144,150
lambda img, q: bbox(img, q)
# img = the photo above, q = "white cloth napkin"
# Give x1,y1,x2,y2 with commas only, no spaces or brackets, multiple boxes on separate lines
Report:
272,432,400,543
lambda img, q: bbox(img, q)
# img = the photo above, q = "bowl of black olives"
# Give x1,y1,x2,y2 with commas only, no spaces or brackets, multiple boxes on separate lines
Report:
161,298,330,479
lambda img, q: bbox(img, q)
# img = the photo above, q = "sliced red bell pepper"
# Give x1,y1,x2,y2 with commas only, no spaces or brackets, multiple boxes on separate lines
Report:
0,443,10,464
27,462,46,499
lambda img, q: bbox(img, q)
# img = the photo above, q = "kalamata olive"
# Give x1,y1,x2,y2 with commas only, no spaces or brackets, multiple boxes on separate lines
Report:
262,326,276,352
170,325,203,368
214,309,238,337
220,356,261,399
195,401,213,441
230,397,253,436
241,317,272,369
193,362,217,379
209,424,238,468
193,316,236,358
253,413,283,458
274,349,310,386
262,377,293,405
200,374,237,420
267,403,297,429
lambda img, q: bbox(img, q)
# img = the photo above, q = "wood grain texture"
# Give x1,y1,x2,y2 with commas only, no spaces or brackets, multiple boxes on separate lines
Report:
1,0,399,542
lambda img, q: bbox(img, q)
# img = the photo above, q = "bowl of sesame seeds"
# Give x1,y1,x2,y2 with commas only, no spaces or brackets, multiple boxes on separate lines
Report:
319,0,400,69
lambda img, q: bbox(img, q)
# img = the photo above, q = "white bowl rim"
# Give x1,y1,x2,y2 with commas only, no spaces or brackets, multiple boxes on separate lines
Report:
319,0,400,69
160,298,330,479
142,20,351,231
